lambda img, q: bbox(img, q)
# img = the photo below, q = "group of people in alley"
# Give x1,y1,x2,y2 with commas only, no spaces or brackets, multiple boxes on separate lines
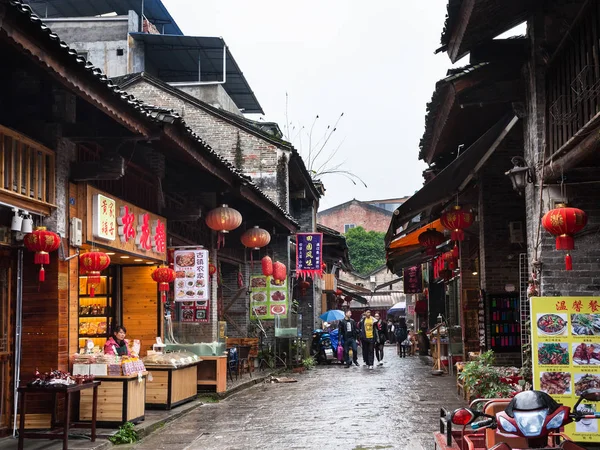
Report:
337,309,416,369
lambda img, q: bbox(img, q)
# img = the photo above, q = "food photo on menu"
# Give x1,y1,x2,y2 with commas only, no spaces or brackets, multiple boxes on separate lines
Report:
572,343,600,365
536,313,568,336
575,403,599,433
575,373,600,395
539,371,572,395
537,342,569,365
571,313,600,335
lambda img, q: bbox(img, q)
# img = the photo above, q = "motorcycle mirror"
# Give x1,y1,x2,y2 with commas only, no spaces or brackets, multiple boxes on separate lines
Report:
451,408,477,426
582,388,600,402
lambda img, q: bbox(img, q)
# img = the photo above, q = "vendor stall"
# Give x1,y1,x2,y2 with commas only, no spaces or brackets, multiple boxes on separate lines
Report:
144,352,201,409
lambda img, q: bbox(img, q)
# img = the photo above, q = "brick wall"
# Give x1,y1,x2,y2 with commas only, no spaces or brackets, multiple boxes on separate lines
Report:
317,201,392,234
125,80,290,210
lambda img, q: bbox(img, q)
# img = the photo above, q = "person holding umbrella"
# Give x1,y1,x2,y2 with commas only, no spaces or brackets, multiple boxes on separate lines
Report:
338,309,359,368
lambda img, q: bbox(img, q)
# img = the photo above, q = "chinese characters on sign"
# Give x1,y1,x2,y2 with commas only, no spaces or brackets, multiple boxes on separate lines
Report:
296,233,323,279
173,249,210,323
117,205,136,243
403,266,423,294
249,275,288,320
531,296,600,442
92,194,116,241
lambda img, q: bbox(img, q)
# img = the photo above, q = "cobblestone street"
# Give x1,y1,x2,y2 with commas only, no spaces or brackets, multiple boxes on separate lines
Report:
127,349,465,450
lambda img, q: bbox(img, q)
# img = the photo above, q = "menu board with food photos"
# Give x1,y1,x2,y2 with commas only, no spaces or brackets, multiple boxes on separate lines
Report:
250,275,288,320
531,297,600,443
179,300,209,324
173,249,209,302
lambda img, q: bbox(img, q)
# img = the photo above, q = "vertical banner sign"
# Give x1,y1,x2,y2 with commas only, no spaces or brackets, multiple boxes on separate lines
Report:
250,275,288,320
92,194,116,241
173,249,209,323
403,265,423,294
531,296,600,443
296,233,323,279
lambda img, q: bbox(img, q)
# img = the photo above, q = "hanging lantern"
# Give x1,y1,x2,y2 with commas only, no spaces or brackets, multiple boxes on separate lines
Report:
240,226,271,250
205,204,242,233
415,300,427,314
298,279,311,296
237,265,244,288
541,204,587,270
273,261,287,284
443,251,457,270
151,267,176,303
23,226,61,282
79,251,111,297
209,263,217,276
344,295,353,305
418,228,445,256
440,205,474,241
334,289,343,296
261,256,273,277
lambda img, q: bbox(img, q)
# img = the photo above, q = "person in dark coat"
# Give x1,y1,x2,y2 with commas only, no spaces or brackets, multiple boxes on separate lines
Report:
338,309,359,368
373,313,388,365
395,318,409,358
418,321,430,356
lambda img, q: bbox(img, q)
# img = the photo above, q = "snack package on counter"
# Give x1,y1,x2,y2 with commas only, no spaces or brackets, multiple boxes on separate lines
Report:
132,339,141,357
107,363,122,376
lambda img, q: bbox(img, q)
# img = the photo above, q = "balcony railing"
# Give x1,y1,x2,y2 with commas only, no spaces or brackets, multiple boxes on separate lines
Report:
0,125,55,210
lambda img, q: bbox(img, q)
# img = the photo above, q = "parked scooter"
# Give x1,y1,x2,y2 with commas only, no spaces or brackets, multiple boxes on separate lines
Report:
310,329,336,364
435,388,600,450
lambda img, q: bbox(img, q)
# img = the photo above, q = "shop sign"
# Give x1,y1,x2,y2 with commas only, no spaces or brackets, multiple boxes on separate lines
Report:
250,275,288,320
173,249,209,302
403,266,422,294
296,233,323,279
92,194,116,241
407,305,415,315
86,186,167,261
531,296,600,442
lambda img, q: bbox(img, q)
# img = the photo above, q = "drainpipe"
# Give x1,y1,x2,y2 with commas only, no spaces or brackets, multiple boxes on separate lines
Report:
12,248,23,437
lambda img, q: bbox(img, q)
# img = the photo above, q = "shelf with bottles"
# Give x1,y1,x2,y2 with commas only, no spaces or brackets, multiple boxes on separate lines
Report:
488,293,521,351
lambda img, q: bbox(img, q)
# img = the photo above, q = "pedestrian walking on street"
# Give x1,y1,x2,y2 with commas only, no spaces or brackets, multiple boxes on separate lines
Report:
338,309,359,368
387,319,395,344
395,318,408,358
359,309,378,369
374,313,388,365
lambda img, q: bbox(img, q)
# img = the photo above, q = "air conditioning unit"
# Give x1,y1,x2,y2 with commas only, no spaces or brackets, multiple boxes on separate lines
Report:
509,221,524,244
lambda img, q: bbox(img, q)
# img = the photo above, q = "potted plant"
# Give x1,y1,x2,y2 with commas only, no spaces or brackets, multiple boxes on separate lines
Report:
458,350,517,405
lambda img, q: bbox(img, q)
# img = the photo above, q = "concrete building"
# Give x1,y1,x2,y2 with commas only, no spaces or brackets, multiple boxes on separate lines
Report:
317,199,394,234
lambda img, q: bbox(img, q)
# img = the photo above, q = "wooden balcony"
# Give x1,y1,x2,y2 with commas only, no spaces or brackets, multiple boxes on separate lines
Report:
0,125,56,215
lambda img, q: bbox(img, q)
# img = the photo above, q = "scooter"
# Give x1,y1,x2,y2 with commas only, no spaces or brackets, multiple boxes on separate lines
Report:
310,328,336,364
435,388,600,450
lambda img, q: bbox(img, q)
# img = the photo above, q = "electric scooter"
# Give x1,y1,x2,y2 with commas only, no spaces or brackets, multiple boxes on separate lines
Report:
435,388,600,450
310,328,336,364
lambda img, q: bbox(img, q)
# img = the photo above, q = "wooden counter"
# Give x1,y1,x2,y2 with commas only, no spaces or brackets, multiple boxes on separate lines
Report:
79,372,147,427
145,362,200,409
196,356,227,393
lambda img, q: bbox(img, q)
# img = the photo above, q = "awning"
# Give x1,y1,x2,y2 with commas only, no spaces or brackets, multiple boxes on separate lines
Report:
130,33,263,114
388,218,445,250
385,113,519,245
349,292,406,310
337,279,372,295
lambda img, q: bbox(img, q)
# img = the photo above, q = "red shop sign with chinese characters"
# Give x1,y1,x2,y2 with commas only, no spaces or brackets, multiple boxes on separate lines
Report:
86,185,167,261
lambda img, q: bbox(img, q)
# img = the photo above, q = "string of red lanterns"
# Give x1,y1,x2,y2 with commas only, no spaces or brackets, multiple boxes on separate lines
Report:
440,205,473,258
418,228,445,256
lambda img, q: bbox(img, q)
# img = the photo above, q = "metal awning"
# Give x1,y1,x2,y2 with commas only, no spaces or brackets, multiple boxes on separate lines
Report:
349,292,406,310
385,113,519,245
130,33,263,114
24,0,183,35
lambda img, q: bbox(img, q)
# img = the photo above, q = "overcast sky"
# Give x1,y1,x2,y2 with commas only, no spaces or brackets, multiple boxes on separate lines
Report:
164,0,456,209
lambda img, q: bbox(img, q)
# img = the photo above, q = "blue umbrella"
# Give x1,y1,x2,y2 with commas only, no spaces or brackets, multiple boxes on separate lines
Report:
387,301,406,316
319,309,345,322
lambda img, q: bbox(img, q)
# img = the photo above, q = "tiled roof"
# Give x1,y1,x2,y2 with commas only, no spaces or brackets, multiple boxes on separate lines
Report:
5,0,297,226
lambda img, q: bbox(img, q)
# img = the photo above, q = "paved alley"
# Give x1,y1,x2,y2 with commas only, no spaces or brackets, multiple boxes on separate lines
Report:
127,351,464,450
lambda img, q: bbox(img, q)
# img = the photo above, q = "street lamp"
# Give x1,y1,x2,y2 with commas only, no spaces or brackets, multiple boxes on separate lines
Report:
505,156,535,194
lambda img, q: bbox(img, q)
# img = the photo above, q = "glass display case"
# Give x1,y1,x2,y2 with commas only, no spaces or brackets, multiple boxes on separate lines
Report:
78,268,114,352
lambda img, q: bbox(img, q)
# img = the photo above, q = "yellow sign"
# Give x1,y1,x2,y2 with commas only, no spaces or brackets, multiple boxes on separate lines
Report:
531,296,600,442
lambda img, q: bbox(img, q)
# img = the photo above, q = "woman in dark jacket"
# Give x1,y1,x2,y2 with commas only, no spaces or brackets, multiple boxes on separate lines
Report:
373,313,387,365
395,318,409,357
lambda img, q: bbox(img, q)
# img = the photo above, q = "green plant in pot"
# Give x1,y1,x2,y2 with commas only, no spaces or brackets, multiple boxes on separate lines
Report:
458,350,516,406
302,356,316,370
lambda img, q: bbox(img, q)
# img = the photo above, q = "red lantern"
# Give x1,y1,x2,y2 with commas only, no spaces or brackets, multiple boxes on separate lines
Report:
418,228,445,256
23,226,61,282
205,204,242,233
261,256,273,277
209,263,217,276
151,267,176,303
298,280,311,296
443,251,457,270
79,251,111,297
240,226,271,250
440,205,474,241
273,261,287,284
334,289,343,296
415,300,427,314
344,295,353,304
542,204,587,270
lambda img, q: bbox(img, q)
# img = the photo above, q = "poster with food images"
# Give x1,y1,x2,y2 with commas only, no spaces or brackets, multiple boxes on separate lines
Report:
173,249,209,302
531,297,600,442
250,275,288,320
180,300,209,324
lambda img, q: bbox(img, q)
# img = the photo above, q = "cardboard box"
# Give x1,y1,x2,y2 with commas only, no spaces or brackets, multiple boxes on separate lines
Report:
89,364,108,376
72,364,90,376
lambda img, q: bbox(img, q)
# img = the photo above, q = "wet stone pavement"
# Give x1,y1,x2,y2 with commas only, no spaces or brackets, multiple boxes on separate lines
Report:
126,347,465,450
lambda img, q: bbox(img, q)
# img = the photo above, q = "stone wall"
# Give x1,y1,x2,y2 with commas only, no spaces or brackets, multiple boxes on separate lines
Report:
317,201,392,234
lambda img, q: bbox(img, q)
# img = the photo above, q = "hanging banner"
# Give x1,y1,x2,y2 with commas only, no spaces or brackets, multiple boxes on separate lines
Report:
403,265,423,294
173,248,210,302
531,296,600,442
180,301,209,324
250,275,288,320
296,233,323,279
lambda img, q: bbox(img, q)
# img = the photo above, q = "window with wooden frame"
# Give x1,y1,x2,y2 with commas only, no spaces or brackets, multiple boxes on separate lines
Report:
0,125,56,212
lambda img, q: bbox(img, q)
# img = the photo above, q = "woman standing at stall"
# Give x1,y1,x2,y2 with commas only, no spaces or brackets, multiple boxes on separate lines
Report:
104,325,130,356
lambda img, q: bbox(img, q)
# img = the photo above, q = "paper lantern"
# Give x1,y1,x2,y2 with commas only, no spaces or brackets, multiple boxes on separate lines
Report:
152,267,176,303
209,263,217,276
79,251,111,297
205,204,242,233
261,256,273,277
23,226,61,282
542,204,587,270
440,205,474,241
273,261,287,284
334,289,343,296
418,228,445,256
298,280,311,296
241,226,271,250
443,251,457,270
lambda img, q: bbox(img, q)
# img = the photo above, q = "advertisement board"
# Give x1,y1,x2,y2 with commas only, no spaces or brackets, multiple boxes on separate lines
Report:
531,296,600,442
250,275,288,320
